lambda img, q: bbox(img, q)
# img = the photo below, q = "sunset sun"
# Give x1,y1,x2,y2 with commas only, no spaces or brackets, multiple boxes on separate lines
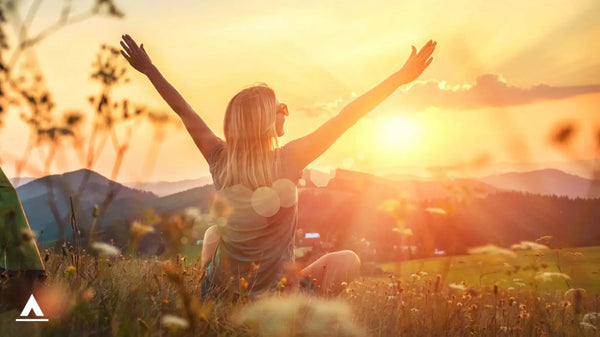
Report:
378,116,422,150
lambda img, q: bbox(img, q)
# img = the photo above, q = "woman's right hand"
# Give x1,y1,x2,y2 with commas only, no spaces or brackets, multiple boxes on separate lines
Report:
120,34,153,74
397,40,436,84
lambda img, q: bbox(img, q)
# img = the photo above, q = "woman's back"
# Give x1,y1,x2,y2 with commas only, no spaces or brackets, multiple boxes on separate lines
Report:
203,142,302,295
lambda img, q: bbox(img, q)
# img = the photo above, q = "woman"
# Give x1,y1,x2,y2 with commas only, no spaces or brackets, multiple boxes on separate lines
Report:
120,34,435,296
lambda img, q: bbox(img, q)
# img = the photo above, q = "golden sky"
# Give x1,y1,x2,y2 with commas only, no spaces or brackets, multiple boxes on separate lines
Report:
0,0,599,182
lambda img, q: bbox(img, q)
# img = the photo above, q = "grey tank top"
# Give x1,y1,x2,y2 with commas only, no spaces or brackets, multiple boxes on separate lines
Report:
204,142,302,295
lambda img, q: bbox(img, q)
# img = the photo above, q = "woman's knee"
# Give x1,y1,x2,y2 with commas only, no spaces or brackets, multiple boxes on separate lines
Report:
325,250,360,274
336,250,361,272
203,225,220,244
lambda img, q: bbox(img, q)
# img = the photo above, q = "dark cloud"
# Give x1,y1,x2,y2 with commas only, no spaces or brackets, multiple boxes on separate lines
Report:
299,74,600,117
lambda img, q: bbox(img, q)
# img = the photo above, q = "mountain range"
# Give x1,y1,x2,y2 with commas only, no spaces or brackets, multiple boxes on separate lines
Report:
10,167,600,253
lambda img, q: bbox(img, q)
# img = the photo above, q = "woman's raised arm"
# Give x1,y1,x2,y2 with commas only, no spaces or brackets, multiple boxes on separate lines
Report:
286,40,436,169
120,34,222,162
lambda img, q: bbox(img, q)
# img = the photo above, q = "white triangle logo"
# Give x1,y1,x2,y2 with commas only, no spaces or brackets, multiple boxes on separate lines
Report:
15,294,49,322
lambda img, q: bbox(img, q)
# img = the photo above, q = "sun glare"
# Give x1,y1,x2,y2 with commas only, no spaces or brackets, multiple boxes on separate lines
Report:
378,117,421,150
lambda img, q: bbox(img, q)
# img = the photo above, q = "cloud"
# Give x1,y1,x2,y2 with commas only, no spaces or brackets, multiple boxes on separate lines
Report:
296,96,351,118
298,74,600,117
400,74,600,110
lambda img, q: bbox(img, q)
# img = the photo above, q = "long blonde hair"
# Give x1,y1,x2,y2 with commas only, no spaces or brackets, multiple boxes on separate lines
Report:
214,84,280,189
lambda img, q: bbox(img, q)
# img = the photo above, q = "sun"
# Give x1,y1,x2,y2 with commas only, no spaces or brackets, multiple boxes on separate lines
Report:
378,117,421,150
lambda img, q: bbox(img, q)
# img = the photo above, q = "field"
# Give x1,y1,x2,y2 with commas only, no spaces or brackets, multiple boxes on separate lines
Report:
1,246,599,336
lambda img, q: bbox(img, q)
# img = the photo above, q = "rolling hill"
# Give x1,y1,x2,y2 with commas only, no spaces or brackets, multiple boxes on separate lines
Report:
16,169,157,242
482,168,600,198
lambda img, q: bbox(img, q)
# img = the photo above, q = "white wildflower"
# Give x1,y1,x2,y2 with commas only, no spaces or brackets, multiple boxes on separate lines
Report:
424,207,447,215
511,241,548,251
580,322,596,331
565,288,586,298
535,272,570,282
91,242,120,257
468,244,516,258
234,294,365,337
183,207,201,220
582,312,599,325
449,283,467,291
161,314,189,329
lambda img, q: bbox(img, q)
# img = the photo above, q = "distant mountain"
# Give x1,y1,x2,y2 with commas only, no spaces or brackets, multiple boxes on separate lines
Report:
482,169,600,198
327,169,500,200
16,166,600,254
16,169,157,242
142,184,216,215
123,177,214,197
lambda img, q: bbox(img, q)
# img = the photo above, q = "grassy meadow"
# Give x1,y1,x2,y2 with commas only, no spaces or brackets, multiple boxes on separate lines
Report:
1,246,599,336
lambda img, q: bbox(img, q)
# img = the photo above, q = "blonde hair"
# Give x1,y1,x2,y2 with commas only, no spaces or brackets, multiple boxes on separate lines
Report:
214,84,280,189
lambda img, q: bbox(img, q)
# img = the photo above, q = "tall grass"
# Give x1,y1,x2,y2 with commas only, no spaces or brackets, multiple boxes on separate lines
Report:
1,249,598,336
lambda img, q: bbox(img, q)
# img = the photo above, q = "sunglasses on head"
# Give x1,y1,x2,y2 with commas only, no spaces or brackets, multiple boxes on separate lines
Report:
277,103,289,116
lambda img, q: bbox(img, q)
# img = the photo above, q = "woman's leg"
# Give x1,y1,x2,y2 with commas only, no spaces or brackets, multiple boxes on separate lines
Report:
201,226,220,269
299,250,361,293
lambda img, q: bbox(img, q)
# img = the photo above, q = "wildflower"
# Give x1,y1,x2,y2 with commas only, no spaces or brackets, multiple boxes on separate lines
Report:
410,308,419,314
468,244,516,258
66,265,76,273
162,299,169,305
511,241,548,251
276,277,286,291
535,272,570,282
161,314,189,330
580,322,597,331
234,294,365,337
130,220,154,239
582,312,599,327
91,242,121,257
240,277,249,291
560,301,571,308
565,288,586,298
434,274,441,292
449,283,467,291
568,288,586,316
424,207,447,215
183,207,201,220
